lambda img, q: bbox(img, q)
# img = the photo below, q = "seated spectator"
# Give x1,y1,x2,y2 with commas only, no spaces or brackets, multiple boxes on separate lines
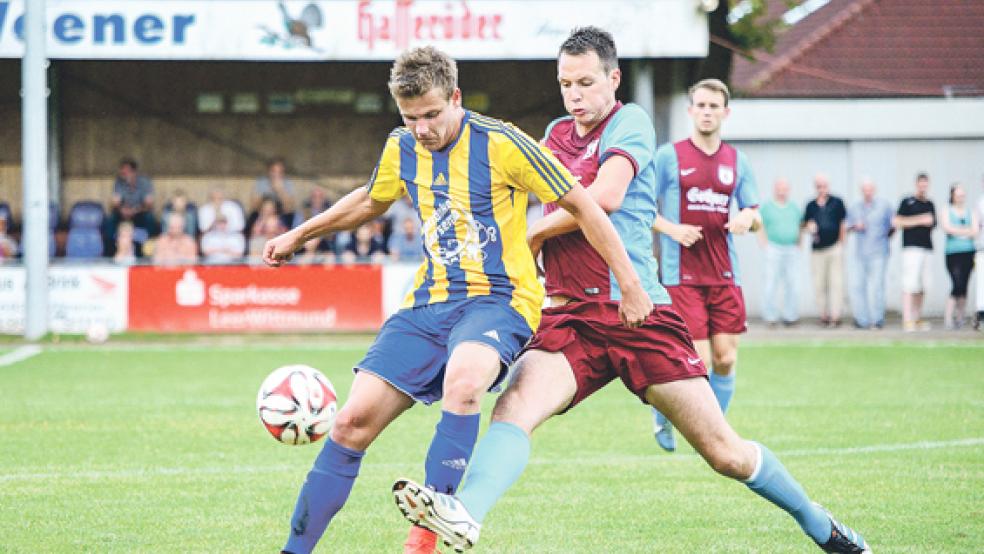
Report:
0,215,19,260
388,216,422,262
251,157,296,228
201,214,245,264
152,212,198,266
113,221,137,265
341,222,387,264
199,188,246,234
162,189,199,237
294,186,332,227
103,157,158,252
247,197,283,242
249,213,287,261
295,237,333,265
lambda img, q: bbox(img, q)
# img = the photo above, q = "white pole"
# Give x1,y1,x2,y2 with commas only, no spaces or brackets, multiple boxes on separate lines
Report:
22,0,49,340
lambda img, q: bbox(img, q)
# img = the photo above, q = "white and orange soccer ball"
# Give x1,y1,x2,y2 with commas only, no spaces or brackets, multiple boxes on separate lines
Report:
256,365,337,445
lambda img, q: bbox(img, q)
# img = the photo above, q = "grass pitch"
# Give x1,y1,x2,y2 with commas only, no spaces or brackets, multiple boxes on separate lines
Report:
0,340,981,553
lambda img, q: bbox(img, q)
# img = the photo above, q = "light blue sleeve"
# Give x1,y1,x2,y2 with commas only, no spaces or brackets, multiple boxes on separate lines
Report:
599,104,656,174
735,150,760,209
653,142,678,199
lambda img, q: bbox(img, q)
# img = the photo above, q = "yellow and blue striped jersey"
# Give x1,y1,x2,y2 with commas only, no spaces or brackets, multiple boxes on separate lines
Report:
366,110,576,330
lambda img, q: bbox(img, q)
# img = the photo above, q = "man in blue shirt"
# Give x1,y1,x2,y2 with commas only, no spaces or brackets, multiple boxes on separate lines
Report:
847,178,894,329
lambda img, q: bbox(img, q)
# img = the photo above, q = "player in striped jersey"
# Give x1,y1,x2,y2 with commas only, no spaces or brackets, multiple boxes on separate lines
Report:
263,45,652,554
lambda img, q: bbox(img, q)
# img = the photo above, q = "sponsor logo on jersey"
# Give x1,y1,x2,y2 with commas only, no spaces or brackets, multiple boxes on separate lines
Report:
680,167,697,176
686,187,730,213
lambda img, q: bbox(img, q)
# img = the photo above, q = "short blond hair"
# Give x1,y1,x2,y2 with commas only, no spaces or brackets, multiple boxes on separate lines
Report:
688,78,731,106
388,46,458,100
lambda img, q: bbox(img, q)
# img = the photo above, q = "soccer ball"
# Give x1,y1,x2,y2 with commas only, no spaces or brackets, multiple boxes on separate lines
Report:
256,365,337,445
85,323,109,344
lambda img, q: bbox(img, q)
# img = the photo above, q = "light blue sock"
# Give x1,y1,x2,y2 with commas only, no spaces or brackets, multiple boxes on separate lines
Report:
744,442,831,543
456,422,530,523
709,370,736,413
284,438,364,554
424,411,480,494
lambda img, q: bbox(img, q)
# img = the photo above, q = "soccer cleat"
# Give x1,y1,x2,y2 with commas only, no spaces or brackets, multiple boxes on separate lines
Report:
652,410,676,452
393,478,480,552
403,524,438,554
813,503,871,553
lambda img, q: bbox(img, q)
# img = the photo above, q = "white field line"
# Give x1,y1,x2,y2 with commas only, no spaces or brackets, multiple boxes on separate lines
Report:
2,437,982,484
0,345,42,367
39,342,373,353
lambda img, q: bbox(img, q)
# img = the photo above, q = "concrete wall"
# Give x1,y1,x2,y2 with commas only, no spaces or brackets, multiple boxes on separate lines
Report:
711,98,984,320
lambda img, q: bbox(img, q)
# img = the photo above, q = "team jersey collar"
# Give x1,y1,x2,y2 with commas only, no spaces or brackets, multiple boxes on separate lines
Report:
569,101,623,148
433,109,471,155
687,136,724,158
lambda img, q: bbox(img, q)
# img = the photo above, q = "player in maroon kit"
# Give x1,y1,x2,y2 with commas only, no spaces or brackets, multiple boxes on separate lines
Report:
651,78,761,452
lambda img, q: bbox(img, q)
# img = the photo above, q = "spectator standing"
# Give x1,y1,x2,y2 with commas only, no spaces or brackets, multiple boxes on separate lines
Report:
846,178,895,329
113,221,137,265
975,177,984,330
758,177,802,327
803,173,847,327
198,188,246,234
252,157,296,227
152,213,198,266
894,172,937,332
200,214,245,264
941,183,977,329
104,157,157,250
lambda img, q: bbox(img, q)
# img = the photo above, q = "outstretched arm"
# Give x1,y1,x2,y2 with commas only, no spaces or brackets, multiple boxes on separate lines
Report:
263,187,392,266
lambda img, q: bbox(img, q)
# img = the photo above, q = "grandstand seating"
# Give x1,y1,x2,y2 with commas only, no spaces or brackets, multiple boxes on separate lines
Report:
65,201,105,258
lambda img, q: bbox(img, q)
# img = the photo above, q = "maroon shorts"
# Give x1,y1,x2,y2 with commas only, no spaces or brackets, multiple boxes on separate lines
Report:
523,301,707,411
665,285,746,340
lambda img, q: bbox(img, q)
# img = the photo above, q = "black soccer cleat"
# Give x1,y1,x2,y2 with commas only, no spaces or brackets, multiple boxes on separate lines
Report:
813,503,871,553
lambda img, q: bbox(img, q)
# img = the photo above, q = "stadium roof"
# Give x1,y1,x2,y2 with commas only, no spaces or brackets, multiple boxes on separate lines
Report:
731,0,984,98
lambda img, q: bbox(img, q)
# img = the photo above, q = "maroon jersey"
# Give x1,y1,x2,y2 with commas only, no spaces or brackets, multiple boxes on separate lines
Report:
656,139,759,286
541,104,625,301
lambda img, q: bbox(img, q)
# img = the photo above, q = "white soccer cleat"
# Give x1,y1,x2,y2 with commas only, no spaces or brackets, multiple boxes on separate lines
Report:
393,478,480,552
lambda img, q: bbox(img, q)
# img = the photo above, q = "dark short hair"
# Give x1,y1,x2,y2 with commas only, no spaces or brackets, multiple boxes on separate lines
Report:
119,157,138,170
267,156,286,170
916,172,929,181
559,26,618,73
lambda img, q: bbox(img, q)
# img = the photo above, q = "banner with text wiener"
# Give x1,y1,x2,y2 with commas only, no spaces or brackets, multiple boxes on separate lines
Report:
0,0,707,60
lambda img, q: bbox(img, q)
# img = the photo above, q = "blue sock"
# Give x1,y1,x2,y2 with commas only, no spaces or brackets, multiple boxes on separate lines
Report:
709,370,736,413
283,439,364,554
425,411,480,494
457,422,530,523
744,442,832,543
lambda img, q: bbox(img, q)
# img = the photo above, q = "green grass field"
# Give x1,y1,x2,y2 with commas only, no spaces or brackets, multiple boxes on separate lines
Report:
1,340,982,553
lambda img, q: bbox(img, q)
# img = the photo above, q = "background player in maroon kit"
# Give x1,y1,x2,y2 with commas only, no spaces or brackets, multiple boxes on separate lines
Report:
651,79,761,452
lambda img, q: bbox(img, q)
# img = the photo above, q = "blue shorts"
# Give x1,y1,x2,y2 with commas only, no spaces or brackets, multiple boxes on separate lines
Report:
356,296,532,405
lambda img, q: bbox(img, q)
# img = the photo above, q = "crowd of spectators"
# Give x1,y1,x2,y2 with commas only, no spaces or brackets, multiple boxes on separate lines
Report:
758,171,983,332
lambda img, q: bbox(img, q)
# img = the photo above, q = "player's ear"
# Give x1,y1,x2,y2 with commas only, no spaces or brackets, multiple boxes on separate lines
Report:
450,88,462,108
610,68,622,91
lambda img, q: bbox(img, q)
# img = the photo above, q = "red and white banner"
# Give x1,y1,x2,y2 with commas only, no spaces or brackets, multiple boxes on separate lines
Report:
128,264,383,332
0,265,128,334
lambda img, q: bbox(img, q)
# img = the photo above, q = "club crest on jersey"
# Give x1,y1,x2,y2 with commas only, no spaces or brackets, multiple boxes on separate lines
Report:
718,165,734,187
583,139,599,160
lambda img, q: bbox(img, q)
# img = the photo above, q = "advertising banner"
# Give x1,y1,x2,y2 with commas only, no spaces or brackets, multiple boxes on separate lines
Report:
0,0,707,60
0,265,128,334
128,264,383,332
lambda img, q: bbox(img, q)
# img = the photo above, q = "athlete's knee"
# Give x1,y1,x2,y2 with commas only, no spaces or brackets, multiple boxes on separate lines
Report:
711,348,737,374
442,369,491,412
702,439,755,480
329,407,375,450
